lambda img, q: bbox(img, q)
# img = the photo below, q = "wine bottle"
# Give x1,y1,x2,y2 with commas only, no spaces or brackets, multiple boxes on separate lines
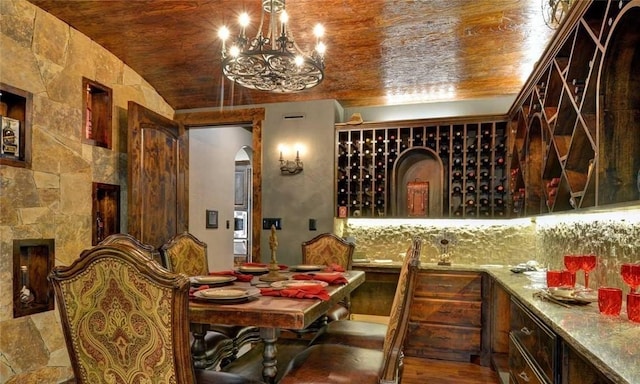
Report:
495,156,505,166
468,158,477,167
453,207,463,216
96,211,104,242
467,185,476,193
467,170,476,180
452,185,462,194
480,184,490,193
453,158,463,169
452,170,462,180
19,265,35,307
495,184,505,194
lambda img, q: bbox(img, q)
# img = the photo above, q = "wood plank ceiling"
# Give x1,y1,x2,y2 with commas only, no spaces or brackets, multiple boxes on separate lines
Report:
27,0,560,111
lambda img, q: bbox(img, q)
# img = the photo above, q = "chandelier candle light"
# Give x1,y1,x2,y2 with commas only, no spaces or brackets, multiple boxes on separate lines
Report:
218,0,326,92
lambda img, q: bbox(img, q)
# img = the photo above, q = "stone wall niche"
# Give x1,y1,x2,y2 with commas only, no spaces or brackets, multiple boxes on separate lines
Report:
13,239,55,318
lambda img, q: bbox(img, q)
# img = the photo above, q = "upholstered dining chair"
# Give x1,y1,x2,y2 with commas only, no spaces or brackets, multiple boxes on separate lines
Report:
277,237,422,384
161,231,210,276
301,232,355,271
161,231,260,367
302,233,355,322
98,233,164,267
49,243,264,384
309,238,421,350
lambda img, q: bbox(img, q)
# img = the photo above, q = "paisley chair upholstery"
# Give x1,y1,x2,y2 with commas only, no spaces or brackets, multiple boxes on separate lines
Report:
49,244,264,384
161,231,260,367
278,237,422,384
300,233,355,327
310,239,420,350
301,232,355,272
161,232,209,277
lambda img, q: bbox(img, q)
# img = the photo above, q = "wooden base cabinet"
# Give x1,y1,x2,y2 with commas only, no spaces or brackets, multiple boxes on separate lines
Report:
561,342,614,384
404,271,484,363
509,298,559,384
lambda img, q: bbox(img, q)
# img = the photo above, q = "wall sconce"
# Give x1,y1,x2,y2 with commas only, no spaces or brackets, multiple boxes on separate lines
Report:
279,145,304,175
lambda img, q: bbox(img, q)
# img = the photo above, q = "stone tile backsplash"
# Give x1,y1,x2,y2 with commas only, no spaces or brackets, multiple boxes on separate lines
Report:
341,208,640,291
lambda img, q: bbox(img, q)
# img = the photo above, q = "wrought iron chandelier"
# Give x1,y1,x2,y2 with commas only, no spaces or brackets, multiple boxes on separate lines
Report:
218,0,326,93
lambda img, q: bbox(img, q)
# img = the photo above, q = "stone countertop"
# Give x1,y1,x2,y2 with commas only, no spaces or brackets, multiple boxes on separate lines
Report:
352,262,640,383
487,267,639,384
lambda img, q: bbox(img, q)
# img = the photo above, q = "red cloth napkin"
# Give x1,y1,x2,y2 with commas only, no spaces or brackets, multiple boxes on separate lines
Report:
242,262,288,270
292,272,348,285
189,285,210,297
209,270,253,282
323,263,345,272
259,285,330,301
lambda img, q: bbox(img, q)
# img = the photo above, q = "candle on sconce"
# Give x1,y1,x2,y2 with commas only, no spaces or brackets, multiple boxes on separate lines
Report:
279,151,283,161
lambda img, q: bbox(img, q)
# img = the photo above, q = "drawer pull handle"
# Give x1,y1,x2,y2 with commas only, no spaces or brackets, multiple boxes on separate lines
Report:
520,327,533,335
518,371,531,382
437,284,453,288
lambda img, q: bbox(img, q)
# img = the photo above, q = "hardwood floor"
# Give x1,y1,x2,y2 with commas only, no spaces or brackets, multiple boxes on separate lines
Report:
224,337,500,383
402,356,499,384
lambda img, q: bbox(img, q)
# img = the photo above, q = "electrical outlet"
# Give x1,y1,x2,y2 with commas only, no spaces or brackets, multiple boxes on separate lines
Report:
262,218,282,230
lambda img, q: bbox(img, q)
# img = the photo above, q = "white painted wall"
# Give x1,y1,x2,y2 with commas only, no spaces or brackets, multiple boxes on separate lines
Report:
189,126,253,270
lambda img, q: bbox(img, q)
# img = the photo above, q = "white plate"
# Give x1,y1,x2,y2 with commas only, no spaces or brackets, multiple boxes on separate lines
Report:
548,288,597,303
291,264,324,271
194,287,260,301
190,275,237,285
239,265,269,273
270,280,328,288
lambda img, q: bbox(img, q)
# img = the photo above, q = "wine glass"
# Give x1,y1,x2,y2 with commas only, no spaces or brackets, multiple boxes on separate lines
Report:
581,254,597,291
563,255,582,288
621,263,640,293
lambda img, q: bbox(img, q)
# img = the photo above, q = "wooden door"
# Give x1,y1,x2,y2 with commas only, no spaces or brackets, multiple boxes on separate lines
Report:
128,101,187,248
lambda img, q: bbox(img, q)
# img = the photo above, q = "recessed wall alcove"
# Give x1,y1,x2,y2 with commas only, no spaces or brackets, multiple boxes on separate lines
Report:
391,147,444,217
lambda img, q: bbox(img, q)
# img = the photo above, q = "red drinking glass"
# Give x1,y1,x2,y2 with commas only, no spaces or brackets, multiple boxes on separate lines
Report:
581,254,597,290
563,255,582,288
561,270,576,287
598,287,622,316
627,293,640,323
621,263,640,293
546,270,563,288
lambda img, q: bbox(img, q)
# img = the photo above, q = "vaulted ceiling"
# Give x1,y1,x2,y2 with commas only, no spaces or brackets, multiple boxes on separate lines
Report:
28,0,560,111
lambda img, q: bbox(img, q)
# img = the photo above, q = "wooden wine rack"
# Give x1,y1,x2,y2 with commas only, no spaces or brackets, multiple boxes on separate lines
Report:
509,0,640,216
335,119,508,218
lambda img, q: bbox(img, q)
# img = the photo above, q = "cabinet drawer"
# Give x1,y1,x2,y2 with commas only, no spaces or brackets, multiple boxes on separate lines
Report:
415,272,482,300
406,322,481,352
510,298,557,383
509,334,548,384
410,297,481,327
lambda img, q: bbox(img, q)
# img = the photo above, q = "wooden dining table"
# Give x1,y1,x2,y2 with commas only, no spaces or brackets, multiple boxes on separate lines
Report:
188,270,365,383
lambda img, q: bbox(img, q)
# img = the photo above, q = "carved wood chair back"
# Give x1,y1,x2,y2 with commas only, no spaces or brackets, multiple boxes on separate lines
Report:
379,236,422,382
301,232,354,270
98,233,163,267
161,232,209,276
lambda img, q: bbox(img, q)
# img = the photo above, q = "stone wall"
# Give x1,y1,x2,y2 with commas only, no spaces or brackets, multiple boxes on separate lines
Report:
0,1,172,382
340,207,640,290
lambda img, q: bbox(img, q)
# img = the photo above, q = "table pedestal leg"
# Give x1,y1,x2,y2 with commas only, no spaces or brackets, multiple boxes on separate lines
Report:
190,323,210,369
260,327,280,383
